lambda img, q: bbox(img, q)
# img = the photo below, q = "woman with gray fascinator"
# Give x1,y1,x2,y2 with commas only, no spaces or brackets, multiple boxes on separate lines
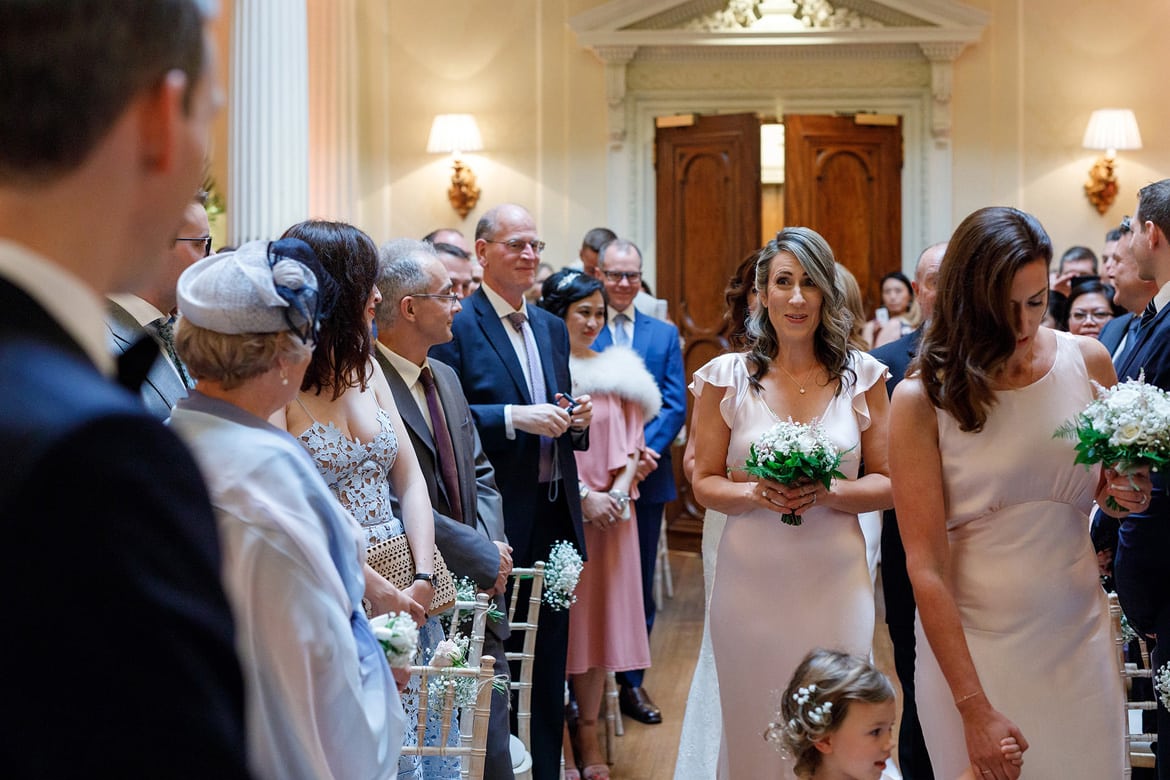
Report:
539,269,661,780
168,239,406,780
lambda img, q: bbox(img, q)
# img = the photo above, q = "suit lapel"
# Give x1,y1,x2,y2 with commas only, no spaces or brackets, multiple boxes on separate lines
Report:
1118,306,1170,379
591,323,612,353
471,292,531,401
434,364,478,523
529,310,559,402
631,309,651,353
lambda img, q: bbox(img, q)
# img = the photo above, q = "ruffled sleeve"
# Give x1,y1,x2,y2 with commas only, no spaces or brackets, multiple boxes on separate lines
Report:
848,350,890,433
689,352,750,429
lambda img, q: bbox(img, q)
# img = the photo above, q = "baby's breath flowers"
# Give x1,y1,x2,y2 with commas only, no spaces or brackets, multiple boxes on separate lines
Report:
543,540,583,611
744,418,847,526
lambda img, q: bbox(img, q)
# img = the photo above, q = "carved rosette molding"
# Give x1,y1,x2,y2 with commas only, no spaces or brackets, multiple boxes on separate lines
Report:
595,45,639,148
919,41,968,145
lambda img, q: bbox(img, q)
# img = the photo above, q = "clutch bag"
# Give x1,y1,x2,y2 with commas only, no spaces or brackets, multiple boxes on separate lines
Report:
366,533,457,615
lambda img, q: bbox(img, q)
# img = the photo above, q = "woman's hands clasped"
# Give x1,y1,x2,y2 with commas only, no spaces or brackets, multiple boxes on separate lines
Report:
1101,464,1153,514
752,476,826,517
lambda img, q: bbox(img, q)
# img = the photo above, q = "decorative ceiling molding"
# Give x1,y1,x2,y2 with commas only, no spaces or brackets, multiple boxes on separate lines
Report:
632,41,922,61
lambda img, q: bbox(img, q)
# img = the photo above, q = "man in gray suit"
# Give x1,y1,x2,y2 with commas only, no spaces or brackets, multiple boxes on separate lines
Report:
375,238,516,780
107,192,210,417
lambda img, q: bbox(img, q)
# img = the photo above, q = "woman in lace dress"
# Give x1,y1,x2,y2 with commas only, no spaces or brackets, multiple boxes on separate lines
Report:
690,228,892,778
279,220,457,779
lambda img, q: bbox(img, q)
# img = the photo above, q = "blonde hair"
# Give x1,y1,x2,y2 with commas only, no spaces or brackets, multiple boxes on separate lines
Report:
767,648,895,778
175,319,311,390
835,263,869,352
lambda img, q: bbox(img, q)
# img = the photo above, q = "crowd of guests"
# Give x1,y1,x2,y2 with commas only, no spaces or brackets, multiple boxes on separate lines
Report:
4,4,1169,780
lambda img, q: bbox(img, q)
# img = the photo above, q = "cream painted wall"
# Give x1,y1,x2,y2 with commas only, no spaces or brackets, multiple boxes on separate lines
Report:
953,0,1169,258
207,1,1168,267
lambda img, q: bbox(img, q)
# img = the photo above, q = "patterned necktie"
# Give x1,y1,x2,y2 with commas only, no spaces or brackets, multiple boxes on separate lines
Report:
418,366,464,524
1141,299,1158,329
613,312,631,346
506,311,555,482
149,315,193,388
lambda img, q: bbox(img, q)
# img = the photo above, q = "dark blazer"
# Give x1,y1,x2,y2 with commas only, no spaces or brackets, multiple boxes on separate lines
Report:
429,287,586,565
0,276,248,776
1098,312,1134,358
105,297,188,419
376,347,509,641
591,308,687,503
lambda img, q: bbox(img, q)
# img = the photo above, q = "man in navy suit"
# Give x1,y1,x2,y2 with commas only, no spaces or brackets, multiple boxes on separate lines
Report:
431,203,592,779
376,239,516,779
0,2,247,776
1099,218,1158,360
590,238,686,724
870,240,945,780
1113,179,1170,779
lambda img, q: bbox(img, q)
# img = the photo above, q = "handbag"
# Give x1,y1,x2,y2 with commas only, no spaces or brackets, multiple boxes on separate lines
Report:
366,533,457,615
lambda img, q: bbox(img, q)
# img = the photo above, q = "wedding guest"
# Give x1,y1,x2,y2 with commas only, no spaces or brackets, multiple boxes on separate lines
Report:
890,206,1143,779
690,227,892,776
836,264,871,352
540,270,661,780
279,219,456,779
862,271,920,349
170,239,406,780
1065,276,1118,338
674,249,760,780
1114,179,1170,779
0,2,248,774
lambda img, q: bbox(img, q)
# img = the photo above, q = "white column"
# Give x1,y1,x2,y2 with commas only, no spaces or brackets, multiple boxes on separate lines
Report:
307,0,358,223
229,0,310,244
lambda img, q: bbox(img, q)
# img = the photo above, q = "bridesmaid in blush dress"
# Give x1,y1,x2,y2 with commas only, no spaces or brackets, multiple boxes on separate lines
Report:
539,270,661,780
890,207,1145,779
690,228,893,778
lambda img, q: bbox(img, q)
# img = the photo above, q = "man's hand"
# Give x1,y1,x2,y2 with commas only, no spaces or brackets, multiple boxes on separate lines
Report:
512,403,570,437
494,540,513,577
559,392,593,431
1049,269,1079,299
636,447,660,481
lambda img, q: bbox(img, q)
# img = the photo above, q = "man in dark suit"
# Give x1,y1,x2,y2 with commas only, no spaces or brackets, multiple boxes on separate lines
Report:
1113,179,1170,779
431,203,592,779
1099,217,1158,360
590,238,686,724
869,240,945,780
376,238,516,779
106,193,210,418
0,2,247,776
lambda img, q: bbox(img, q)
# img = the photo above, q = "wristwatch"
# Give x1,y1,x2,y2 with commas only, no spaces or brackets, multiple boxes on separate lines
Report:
413,572,433,583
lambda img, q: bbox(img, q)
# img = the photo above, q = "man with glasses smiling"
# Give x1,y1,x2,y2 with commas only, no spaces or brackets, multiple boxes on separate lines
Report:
107,190,210,416
432,203,592,780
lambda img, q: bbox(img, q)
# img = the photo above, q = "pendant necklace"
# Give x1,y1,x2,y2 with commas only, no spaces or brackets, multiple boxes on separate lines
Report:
777,361,817,394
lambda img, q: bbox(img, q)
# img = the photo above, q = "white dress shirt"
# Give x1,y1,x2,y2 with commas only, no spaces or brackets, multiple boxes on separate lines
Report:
482,283,547,439
377,342,434,436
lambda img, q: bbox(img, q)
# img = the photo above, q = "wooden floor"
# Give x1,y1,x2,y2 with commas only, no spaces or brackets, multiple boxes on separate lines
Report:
595,550,900,780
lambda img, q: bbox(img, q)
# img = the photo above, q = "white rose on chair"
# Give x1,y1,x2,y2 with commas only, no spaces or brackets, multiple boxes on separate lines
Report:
370,612,420,669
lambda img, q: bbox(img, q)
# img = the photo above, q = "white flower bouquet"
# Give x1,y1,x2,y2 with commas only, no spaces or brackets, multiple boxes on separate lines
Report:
744,418,847,526
1155,663,1170,712
370,611,420,669
543,540,583,611
426,632,508,709
1055,373,1170,511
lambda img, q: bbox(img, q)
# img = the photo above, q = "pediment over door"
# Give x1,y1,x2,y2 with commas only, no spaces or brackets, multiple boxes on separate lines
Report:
569,0,988,145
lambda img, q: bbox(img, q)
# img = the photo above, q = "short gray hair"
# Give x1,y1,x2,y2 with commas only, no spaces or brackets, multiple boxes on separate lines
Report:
598,238,643,269
376,239,437,328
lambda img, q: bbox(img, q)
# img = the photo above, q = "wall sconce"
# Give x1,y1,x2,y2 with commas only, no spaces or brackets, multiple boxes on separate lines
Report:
427,114,483,219
1082,108,1142,215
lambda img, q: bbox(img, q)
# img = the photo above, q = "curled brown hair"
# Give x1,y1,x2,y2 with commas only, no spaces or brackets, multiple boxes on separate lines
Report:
914,206,1053,432
175,320,311,391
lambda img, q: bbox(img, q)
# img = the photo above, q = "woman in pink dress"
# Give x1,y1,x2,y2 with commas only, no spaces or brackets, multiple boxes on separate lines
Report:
539,270,661,780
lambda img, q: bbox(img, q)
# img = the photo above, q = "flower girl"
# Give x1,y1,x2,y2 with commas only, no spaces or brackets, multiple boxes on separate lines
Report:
769,649,1022,780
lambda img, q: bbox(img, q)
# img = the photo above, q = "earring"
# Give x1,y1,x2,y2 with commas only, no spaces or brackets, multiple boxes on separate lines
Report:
280,366,289,386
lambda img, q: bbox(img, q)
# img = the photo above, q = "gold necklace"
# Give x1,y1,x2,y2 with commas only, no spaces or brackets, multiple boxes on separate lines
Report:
776,361,818,394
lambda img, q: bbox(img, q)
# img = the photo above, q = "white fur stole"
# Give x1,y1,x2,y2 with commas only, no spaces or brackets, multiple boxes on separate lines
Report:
569,345,662,420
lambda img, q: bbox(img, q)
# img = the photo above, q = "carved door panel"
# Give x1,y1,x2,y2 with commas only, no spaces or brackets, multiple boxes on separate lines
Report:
655,112,761,552
783,114,902,314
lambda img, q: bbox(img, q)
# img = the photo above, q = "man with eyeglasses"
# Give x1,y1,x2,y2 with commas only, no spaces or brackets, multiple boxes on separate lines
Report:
375,238,516,779
1099,216,1159,362
106,191,210,417
594,238,686,726
431,203,593,780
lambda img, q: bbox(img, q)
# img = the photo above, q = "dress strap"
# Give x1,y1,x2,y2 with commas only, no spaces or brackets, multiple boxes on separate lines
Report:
294,395,320,425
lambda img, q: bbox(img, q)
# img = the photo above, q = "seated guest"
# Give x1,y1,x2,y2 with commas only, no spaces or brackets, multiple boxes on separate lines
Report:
1065,276,1118,338
170,239,406,780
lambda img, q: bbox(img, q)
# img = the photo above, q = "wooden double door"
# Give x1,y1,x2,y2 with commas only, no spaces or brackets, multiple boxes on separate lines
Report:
655,112,902,550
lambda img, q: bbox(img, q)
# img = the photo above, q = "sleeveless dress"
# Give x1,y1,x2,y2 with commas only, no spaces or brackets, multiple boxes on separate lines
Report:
297,405,459,780
913,331,1124,778
692,351,886,778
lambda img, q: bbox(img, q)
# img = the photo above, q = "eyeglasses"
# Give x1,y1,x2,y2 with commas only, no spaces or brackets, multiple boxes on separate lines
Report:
602,270,642,283
484,238,546,254
409,292,461,305
1120,216,1132,235
175,235,213,257
1069,310,1113,323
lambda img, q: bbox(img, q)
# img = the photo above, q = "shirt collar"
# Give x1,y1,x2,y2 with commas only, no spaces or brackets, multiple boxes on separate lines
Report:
0,239,114,375
1153,281,1170,315
608,305,635,322
376,341,424,388
108,293,167,328
482,281,528,320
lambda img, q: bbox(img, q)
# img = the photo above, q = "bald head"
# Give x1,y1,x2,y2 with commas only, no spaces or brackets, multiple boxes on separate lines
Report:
914,242,946,322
